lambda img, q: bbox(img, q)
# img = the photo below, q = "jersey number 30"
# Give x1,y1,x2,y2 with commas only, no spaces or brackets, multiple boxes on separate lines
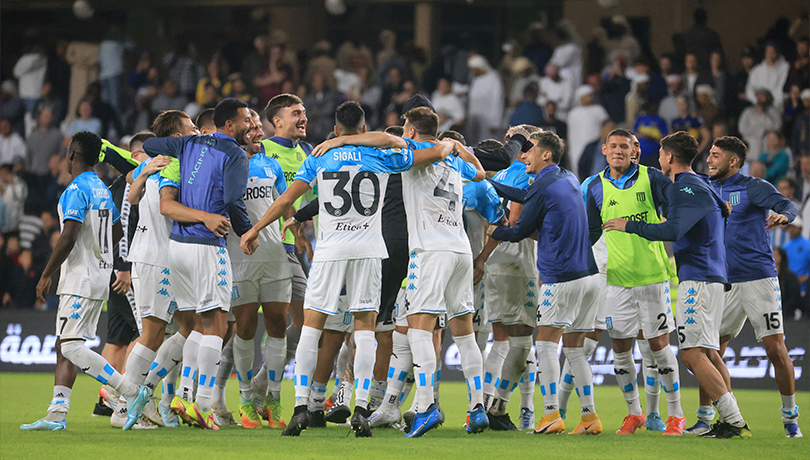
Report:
323,171,381,217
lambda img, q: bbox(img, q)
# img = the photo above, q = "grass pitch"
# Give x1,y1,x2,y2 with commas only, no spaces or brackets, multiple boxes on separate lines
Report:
1,373,807,459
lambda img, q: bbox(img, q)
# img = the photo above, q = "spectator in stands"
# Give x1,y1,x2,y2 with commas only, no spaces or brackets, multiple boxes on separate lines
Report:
509,82,544,127
784,84,804,139
243,35,269,97
255,46,293,106
578,119,615,180
659,75,684,128
127,50,159,93
0,200,10,234
523,22,553,76
549,20,584,87
695,84,720,127
466,55,504,146
84,82,122,139
431,76,465,133
708,50,728,109
196,55,232,106
681,8,723,72
98,27,125,112
749,161,767,179
13,46,48,114
606,16,640,66
151,79,188,114
567,84,608,177
774,247,803,320
304,40,337,94
600,59,631,123
659,53,677,78
625,74,650,128
681,52,708,110
792,89,810,159
303,73,339,145
0,165,28,232
739,88,782,162
26,108,62,176
759,130,791,185
538,63,573,120
1,81,25,136
30,210,58,268
729,45,756,119
538,100,567,141
6,248,39,308
123,87,156,135
746,43,790,109
165,41,205,101
633,100,668,163
788,37,809,90
783,217,810,295
67,99,102,136
0,119,26,166
380,66,406,116
32,81,66,127
509,58,541,108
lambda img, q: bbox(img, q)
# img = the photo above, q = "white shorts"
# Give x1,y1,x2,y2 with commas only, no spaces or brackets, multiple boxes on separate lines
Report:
305,258,381,315
56,295,104,340
676,281,725,350
132,263,177,324
593,274,607,330
537,275,599,332
324,295,355,333
395,287,408,328
232,278,292,306
721,277,783,341
605,280,674,340
472,280,486,332
403,250,474,319
485,274,538,328
169,241,232,314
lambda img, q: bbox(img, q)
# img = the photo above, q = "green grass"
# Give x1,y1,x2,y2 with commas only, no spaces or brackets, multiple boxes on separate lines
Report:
1,373,807,459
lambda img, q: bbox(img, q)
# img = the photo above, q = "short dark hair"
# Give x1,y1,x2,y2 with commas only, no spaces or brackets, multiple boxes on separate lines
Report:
264,93,303,127
403,107,439,137
438,130,466,145
214,98,248,128
779,177,797,189
248,108,260,118
70,131,102,167
130,131,156,147
606,128,634,143
530,131,564,164
384,125,404,137
478,139,504,150
712,135,747,163
661,131,699,166
152,110,190,138
523,82,539,100
196,108,215,129
335,101,365,131
694,8,707,25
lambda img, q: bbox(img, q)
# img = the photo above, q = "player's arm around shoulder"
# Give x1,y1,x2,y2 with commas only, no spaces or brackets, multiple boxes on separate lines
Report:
411,139,454,168
311,132,408,157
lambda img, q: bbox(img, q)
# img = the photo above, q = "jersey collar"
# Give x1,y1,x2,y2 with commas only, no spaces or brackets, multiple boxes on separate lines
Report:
602,163,638,188
713,171,743,186
536,163,559,179
269,136,298,148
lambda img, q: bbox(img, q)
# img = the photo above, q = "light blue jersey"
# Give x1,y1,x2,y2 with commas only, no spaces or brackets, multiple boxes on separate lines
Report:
463,179,505,257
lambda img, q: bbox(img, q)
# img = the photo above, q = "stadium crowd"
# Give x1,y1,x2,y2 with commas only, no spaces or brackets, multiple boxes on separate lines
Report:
0,8,809,323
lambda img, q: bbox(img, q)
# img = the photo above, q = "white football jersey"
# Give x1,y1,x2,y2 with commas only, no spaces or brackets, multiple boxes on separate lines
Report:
127,158,172,267
227,153,291,281
402,151,478,255
56,172,120,300
294,144,415,262
464,210,487,258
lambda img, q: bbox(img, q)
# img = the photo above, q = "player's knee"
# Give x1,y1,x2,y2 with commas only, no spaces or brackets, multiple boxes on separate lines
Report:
763,337,790,366
59,339,86,364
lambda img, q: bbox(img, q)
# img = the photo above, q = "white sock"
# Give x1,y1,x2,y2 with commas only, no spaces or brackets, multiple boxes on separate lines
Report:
564,347,595,416
781,394,798,423
714,392,745,427
47,385,71,419
179,331,202,400
353,330,376,409
233,335,254,401
123,342,156,386
637,339,661,415
493,336,531,414
381,331,412,410
144,332,186,390
558,359,575,415
253,361,268,399
334,341,352,392
294,326,321,407
483,340,508,410
309,381,328,412
212,338,233,411
536,340,560,415
697,405,715,422
336,379,353,408
613,350,642,416
409,328,436,413
651,346,683,418
195,335,223,413
285,324,301,362
159,365,180,409
264,336,286,400
61,340,137,398
477,330,489,355
520,355,536,411
434,354,443,402
456,332,485,410
369,380,387,410
399,373,415,409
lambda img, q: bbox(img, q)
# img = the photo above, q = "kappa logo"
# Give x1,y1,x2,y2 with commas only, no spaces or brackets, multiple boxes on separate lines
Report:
69,313,80,320
218,258,227,265
407,283,417,291
541,299,551,307
524,301,535,308
218,269,227,276
684,297,696,305
686,288,697,296
680,187,695,195
528,280,535,287
527,291,536,298
684,307,696,315
543,289,552,296
614,368,629,375
409,262,418,270
218,279,228,286
545,406,556,411
607,199,619,207
658,367,674,375
636,192,646,202
159,278,170,286
70,302,81,310
408,273,418,280
685,317,697,325
157,288,170,297
161,268,170,275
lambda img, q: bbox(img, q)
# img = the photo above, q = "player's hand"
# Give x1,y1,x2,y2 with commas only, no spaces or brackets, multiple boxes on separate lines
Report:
112,270,131,295
282,218,303,238
725,200,733,216
311,137,345,157
36,275,52,303
765,213,789,229
295,234,313,262
472,256,486,285
486,223,501,238
143,156,172,175
602,218,628,233
240,228,259,255
203,214,231,238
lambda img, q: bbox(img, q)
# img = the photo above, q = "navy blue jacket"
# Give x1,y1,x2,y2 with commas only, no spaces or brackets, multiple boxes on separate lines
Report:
712,172,798,283
490,164,597,283
625,172,728,283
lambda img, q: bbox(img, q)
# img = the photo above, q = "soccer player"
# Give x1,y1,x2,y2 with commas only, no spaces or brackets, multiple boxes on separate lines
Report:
21,132,141,431
123,112,200,429
225,109,294,429
603,131,751,439
704,136,801,438
241,101,454,437
488,130,602,435
196,108,216,135
584,129,685,435
135,99,254,430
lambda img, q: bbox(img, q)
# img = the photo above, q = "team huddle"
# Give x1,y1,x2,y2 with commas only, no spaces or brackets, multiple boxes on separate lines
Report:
19,92,802,440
